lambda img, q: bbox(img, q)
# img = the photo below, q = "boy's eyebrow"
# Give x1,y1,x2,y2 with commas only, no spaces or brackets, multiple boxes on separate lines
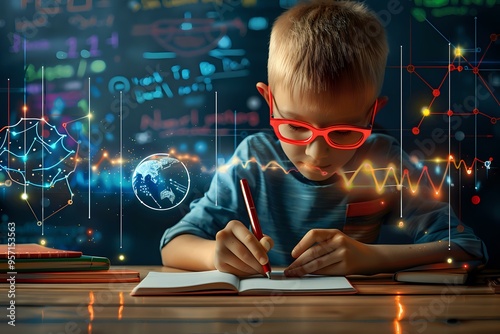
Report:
276,107,370,125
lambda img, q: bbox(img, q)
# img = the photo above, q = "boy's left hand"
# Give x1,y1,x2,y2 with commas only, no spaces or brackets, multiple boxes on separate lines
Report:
284,229,378,276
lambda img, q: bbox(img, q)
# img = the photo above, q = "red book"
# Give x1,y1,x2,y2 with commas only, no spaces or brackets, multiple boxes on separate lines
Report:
0,244,82,259
1,269,141,283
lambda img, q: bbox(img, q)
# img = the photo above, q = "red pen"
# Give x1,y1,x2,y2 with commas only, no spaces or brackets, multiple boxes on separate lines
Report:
240,178,272,279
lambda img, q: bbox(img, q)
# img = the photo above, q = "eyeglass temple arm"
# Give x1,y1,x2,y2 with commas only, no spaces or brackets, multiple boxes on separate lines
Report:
268,89,274,117
371,99,379,124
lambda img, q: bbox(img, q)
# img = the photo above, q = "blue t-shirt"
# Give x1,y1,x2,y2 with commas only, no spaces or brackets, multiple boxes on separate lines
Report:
160,132,488,265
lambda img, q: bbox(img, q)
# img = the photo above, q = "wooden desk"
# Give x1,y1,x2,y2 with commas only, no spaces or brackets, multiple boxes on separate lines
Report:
2,266,499,334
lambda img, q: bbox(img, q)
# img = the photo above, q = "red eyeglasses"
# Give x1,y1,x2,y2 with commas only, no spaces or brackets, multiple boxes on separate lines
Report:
269,89,379,150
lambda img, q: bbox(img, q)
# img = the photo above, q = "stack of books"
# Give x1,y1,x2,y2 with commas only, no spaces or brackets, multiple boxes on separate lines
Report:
0,244,139,283
393,260,484,284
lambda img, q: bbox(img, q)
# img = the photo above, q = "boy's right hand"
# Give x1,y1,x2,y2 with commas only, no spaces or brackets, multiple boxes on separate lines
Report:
214,220,273,277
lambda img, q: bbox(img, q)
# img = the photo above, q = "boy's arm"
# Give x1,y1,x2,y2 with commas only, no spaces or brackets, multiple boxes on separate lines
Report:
161,234,216,271
371,241,478,273
284,229,480,277
162,221,274,275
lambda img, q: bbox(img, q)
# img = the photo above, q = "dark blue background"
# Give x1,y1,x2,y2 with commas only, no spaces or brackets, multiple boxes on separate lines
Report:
0,0,499,268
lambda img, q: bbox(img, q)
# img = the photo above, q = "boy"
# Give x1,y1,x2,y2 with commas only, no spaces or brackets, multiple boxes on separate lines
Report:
160,0,487,277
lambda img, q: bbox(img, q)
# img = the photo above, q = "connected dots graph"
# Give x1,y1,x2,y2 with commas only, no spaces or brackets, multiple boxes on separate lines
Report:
0,117,80,224
408,32,500,135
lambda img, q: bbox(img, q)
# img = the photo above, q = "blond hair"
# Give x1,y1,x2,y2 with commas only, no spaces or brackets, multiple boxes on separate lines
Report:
268,0,388,99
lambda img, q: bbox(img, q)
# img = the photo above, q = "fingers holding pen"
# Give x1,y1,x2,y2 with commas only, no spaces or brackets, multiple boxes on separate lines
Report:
215,220,273,276
260,235,274,254
214,247,261,276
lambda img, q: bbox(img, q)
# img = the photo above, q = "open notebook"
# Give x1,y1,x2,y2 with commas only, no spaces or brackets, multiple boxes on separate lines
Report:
130,270,356,296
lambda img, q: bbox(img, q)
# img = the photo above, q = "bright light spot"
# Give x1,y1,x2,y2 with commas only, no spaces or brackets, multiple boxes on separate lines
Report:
80,49,91,58
21,193,28,200
455,47,462,56
422,108,430,116
90,60,106,73
449,155,454,161
398,221,404,228
447,258,453,264
435,158,440,163
88,113,93,119
180,22,192,30
248,17,268,31
467,169,472,175
471,195,481,205
23,105,28,112
118,254,125,261
40,239,46,246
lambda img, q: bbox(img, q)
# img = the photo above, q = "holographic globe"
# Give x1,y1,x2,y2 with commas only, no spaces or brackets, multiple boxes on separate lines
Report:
132,153,190,210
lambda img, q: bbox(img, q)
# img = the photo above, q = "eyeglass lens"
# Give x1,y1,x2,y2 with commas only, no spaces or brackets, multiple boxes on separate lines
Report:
276,123,365,146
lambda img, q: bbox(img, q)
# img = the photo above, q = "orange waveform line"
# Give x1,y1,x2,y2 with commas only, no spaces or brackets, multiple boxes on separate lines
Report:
93,153,110,169
167,149,200,163
225,157,489,195
450,156,487,171
340,163,399,193
341,157,488,195
219,157,298,175
405,165,449,194
92,152,125,170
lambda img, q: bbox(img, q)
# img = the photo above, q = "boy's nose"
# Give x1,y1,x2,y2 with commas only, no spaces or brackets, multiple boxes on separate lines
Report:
304,136,330,159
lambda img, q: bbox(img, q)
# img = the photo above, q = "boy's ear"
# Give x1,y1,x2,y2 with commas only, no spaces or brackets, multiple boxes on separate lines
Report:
256,82,270,105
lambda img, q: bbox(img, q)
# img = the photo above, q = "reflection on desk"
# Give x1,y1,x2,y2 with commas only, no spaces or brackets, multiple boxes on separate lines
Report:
1,266,499,334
